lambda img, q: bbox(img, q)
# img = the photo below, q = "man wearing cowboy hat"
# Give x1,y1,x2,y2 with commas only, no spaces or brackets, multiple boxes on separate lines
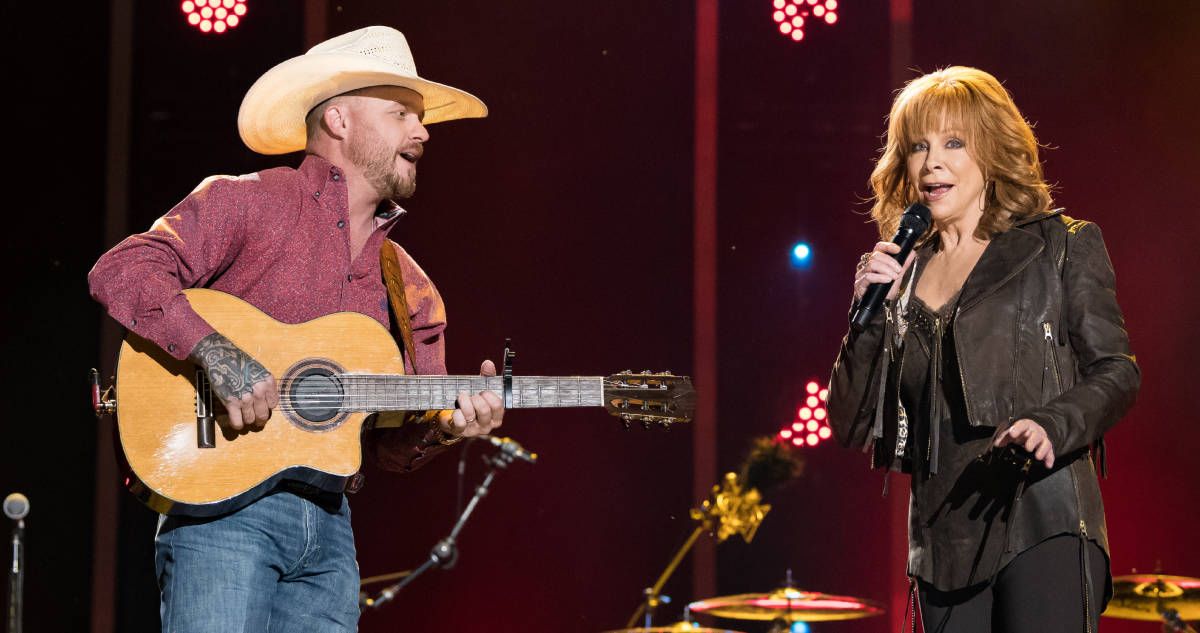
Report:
90,26,500,631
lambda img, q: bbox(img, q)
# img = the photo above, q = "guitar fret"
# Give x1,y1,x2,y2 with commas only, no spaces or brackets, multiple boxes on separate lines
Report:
343,375,604,411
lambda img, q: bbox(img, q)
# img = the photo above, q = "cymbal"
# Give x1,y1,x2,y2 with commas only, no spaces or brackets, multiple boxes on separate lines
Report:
688,586,884,622
1104,574,1200,622
601,624,745,633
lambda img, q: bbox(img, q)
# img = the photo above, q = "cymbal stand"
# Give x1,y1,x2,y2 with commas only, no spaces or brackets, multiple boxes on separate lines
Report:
360,447,521,611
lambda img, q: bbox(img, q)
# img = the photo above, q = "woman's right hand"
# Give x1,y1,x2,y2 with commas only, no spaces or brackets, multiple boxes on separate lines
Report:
853,242,916,302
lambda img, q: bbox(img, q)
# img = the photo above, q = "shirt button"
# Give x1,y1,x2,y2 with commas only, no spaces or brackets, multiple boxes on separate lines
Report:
167,344,177,353
346,274,353,282
332,173,341,181
337,220,345,228
314,191,321,198
130,318,137,326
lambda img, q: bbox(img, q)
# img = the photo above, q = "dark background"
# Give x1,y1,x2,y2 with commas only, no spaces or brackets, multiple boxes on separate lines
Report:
2,1,1197,632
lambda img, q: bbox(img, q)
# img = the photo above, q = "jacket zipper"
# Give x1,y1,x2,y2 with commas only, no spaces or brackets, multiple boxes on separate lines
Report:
1069,462,1093,632
1043,322,1063,395
952,307,973,422
928,314,941,462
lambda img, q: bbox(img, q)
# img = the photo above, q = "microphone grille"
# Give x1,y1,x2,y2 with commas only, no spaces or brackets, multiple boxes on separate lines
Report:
900,203,932,232
3,493,29,520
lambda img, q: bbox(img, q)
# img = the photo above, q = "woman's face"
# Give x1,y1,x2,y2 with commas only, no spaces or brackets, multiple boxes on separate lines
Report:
905,127,986,226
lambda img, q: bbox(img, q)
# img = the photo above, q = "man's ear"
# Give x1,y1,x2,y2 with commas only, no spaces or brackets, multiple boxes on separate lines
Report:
322,99,352,140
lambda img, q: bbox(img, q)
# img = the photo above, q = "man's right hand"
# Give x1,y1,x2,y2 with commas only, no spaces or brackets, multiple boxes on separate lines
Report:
190,332,279,431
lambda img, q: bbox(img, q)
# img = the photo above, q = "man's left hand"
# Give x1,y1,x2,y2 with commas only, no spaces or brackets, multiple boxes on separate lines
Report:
439,360,505,439
994,418,1055,469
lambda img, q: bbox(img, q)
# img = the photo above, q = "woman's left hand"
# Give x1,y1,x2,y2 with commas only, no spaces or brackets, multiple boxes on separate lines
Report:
995,419,1055,469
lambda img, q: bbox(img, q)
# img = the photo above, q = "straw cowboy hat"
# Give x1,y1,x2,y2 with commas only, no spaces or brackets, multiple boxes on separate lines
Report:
238,26,488,155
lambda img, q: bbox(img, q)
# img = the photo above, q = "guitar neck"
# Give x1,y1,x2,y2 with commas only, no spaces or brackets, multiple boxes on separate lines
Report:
341,375,606,412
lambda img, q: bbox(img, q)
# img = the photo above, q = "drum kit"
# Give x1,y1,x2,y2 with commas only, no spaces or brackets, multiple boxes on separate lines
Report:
589,573,1200,633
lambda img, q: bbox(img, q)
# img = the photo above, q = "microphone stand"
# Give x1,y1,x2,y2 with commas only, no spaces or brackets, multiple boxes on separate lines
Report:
360,446,520,610
7,518,23,633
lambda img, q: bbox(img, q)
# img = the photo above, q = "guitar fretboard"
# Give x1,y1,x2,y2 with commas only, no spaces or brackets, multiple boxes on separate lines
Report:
338,375,606,411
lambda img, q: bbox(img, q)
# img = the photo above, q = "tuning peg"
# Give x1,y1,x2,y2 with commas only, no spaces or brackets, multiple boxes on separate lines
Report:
620,415,632,430
659,420,673,430
619,370,632,375
641,370,653,375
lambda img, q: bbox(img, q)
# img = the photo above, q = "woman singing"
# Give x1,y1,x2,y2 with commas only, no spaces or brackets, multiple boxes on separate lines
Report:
828,67,1139,632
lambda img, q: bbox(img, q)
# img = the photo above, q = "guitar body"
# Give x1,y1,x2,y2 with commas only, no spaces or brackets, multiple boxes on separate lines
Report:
115,289,406,517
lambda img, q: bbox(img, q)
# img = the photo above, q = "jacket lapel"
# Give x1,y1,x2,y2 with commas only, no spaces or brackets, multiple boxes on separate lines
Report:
957,226,1044,313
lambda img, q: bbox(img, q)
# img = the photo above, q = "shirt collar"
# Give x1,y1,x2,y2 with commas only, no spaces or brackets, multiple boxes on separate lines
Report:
300,153,406,231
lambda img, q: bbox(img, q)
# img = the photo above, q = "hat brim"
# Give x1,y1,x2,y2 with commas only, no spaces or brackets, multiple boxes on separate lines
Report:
238,52,488,155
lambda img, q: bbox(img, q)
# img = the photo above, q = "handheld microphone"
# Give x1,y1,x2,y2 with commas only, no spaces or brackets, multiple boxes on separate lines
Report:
850,203,932,332
6,492,26,633
484,436,538,464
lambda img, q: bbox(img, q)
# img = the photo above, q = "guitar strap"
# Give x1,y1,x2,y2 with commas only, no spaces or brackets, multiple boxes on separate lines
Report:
379,241,419,374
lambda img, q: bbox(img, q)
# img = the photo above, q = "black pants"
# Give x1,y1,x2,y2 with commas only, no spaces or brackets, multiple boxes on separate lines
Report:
919,534,1108,633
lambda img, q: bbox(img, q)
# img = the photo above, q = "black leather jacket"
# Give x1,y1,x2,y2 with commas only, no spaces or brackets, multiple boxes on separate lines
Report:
828,211,1140,589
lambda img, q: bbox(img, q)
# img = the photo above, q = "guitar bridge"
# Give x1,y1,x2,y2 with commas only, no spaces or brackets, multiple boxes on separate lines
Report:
195,369,215,448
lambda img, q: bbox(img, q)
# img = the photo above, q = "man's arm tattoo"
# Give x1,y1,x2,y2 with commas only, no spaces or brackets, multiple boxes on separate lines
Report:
190,332,271,402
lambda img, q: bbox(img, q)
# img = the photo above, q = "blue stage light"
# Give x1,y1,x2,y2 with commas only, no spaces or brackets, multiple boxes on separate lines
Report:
790,621,811,633
791,242,812,267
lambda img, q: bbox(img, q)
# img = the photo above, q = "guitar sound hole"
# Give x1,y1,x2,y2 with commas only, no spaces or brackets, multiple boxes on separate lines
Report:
282,360,349,432
291,371,343,422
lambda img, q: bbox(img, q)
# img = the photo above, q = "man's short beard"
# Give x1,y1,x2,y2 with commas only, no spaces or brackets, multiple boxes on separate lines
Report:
347,129,416,200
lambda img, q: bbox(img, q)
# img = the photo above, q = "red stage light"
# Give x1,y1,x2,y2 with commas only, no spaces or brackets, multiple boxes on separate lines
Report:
183,0,246,33
779,379,835,448
771,0,837,42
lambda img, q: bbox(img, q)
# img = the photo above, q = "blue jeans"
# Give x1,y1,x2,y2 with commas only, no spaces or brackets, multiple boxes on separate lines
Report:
155,491,360,633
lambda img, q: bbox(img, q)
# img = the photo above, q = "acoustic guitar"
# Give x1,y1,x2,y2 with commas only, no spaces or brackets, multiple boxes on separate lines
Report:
111,289,695,517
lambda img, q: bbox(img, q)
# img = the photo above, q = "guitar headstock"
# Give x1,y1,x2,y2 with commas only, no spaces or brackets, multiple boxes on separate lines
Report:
603,371,696,429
